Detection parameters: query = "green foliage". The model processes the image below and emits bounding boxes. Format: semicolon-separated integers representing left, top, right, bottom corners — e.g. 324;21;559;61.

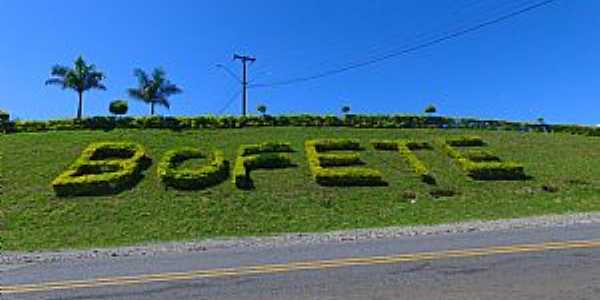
311;138;361;152
440;138;526;180
306;139;386;186
425;104;437;114
341;106;351;114
463;149;501;162
158;148;229;190
3;127;600;251
233;142;295;189
128;68;182;115
445;136;486;147
371;140;436;185
109;100;129;116
238;142;294;156
317;153;362;167
0;109;9;122
7;114;598;136
45;56;106;119
52;142;151;197
256;104;267;115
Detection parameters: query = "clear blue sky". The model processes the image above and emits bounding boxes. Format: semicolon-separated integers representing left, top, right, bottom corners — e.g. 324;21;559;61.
0;0;597;124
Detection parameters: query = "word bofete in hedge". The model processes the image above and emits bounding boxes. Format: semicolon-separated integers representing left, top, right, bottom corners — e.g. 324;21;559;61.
233;142;295;189
158;148;229;190
52;136;528;197
52;142;151;197
440;136;527;180
305;139;386;186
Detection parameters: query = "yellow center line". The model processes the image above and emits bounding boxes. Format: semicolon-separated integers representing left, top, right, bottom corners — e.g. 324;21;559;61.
3;239;600;294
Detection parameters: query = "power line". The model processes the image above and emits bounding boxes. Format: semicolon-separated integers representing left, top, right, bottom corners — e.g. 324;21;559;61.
303;0;523;75
215;64;242;83
249;0;556;89
217;89;243;115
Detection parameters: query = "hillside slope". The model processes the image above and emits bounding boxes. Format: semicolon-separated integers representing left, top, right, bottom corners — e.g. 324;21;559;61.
1;127;599;251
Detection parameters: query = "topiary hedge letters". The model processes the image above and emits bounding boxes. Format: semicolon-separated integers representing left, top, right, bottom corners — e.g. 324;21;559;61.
52;142;151;197
371;139;436;185
52;136;528;196
158;148;229;190
305;139;386;186
440;136;526;180
233;142;295;189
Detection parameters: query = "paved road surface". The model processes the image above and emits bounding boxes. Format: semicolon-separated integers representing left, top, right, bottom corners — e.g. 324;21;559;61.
3;223;600;299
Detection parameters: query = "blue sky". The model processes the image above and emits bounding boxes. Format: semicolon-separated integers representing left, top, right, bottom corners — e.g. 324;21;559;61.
0;0;597;124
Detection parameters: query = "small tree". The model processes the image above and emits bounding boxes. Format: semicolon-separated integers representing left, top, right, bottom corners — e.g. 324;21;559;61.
424;104;437;115
341;105;351;114
537;117;545;125
256;104;267;116
45;56;106;120
109;100;128;116
128;68;182;115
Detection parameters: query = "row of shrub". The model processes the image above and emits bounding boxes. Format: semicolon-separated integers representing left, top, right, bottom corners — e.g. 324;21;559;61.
157;148;229;190
3;114;597;135
439;137;526;180
371;140;436;185
305;139;386;186
445;136;486;147
233;142;295;189
52;142;152;197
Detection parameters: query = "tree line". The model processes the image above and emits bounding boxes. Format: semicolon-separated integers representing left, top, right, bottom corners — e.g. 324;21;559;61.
43;56;441;121
45;56;182;119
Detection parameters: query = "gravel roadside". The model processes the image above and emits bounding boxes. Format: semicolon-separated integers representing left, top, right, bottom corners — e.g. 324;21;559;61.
3;212;600;265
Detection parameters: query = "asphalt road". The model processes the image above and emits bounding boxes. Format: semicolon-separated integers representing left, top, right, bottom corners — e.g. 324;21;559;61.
3;223;600;299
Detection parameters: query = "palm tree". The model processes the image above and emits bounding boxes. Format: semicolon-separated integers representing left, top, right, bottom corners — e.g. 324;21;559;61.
45;56;106;120
128;68;182;115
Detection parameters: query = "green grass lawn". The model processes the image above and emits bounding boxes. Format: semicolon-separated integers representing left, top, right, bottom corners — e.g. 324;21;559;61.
1;127;600;251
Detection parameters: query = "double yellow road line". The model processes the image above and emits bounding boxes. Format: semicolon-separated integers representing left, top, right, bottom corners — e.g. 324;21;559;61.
3;239;600;295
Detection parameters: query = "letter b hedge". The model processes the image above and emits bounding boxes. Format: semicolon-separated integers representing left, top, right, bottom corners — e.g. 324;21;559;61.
52;142;151;197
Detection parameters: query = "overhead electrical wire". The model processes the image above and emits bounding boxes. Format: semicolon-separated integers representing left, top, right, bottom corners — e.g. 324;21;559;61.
248;0;556;89
243;0;519;88
217;89;243;115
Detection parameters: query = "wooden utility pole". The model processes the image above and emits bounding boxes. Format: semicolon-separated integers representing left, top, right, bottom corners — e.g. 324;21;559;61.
233;54;256;117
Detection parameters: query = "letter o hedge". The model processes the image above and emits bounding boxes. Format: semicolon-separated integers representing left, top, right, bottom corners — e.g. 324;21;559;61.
158;148;229;190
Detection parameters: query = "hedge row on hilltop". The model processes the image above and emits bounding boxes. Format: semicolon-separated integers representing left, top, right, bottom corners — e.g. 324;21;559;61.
3;114;597;135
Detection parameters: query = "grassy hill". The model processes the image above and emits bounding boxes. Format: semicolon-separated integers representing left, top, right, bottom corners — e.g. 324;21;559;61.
1;127;600;251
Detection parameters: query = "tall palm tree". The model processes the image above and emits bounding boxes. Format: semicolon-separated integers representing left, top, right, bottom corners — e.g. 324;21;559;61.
45;56;106;120
128;68;182;115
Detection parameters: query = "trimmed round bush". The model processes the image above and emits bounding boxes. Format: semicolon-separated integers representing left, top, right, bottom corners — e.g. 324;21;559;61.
109;100;128;116
256;104;267;115
425;104;437;114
